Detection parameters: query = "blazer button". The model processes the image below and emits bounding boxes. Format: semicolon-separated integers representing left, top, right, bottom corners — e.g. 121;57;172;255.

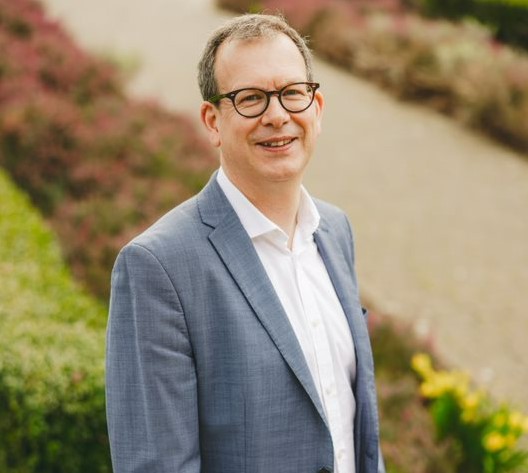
318;468;332;473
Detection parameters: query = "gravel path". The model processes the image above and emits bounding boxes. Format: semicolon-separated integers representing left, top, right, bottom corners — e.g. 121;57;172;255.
41;0;528;409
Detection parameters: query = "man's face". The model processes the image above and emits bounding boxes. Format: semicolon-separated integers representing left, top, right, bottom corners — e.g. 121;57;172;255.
201;33;324;193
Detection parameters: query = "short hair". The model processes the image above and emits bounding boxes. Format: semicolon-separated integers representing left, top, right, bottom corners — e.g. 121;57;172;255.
197;13;314;101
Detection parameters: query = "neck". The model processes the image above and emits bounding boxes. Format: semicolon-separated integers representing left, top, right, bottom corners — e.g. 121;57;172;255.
249;183;301;241
224;170;302;243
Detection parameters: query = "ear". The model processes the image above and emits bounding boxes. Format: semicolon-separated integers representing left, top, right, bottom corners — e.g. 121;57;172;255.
200;101;222;148
313;90;324;135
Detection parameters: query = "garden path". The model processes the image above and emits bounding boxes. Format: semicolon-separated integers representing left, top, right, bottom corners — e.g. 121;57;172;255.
41;0;528;409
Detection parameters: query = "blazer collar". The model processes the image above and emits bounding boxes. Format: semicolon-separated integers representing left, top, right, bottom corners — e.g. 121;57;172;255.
313;216;368;371
197;174;329;427
313;209;376;444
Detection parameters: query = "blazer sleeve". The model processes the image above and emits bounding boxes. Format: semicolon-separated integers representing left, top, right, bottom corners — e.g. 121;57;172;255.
106;243;200;473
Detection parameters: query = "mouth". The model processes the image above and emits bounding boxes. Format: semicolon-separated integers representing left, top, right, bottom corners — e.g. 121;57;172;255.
257;137;296;149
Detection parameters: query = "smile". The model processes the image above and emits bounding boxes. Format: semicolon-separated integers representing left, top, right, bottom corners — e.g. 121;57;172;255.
259;138;296;148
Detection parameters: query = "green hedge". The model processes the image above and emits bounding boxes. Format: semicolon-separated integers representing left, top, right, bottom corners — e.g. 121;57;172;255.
0;168;110;472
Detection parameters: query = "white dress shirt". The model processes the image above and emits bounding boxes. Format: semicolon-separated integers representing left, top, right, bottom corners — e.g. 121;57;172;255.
217;168;356;473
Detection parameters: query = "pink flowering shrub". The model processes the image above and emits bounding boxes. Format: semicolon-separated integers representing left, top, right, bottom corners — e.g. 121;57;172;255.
308;9;528;151
0;0;216;299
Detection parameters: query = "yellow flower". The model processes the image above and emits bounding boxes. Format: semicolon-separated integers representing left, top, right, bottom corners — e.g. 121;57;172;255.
411;353;433;379
523;416;528;433
420;380;439;398
461;391;483;411
484;432;507;452
434;371;459;395
452;372;470;399
459;390;486;424
508;411;524;431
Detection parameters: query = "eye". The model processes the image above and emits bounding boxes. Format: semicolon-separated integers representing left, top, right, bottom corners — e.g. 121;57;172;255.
236;90;265;106
242;94;262;102
282;85;309;99
283;89;300;97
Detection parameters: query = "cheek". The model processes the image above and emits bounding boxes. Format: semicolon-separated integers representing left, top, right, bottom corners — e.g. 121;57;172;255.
302;119;320;143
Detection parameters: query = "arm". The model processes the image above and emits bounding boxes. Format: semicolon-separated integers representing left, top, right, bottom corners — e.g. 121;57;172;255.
106;243;200;473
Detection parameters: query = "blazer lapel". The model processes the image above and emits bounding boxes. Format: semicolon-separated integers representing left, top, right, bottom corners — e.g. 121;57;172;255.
197;176;328;428
314;217;380;471
313;215;371;380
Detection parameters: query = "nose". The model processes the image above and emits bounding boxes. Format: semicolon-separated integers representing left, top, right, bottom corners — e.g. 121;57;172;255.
260;93;290;127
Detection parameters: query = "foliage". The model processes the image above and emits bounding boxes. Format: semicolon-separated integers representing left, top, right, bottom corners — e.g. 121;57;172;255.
368;311;458;473
413;0;528;49
412;353;528;473
218;0;409;30
310;10;528;150
0;168;110;472
0;0;217;300
218;0;528;155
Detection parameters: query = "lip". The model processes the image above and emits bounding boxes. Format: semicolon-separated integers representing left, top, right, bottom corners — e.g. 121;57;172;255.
255;136;297;150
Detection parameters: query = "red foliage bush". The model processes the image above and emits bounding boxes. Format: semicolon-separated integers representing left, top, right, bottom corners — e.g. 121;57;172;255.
0;0;216;299
219;0;408;23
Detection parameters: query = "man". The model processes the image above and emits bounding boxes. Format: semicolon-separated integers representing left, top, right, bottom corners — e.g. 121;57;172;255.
106;13;384;473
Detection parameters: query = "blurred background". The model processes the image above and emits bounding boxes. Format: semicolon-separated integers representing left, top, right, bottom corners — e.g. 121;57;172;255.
1;0;527;471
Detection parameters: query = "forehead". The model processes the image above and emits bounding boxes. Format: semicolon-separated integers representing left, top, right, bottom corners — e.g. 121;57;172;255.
215;33;307;90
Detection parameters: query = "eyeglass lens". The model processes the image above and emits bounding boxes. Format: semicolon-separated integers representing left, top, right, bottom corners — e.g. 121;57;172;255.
234;83;315;117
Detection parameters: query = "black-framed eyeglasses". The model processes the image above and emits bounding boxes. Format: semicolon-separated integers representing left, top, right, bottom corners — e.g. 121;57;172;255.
208;82;320;118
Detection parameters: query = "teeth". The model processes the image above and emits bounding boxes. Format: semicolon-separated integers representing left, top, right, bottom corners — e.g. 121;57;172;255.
262;139;293;147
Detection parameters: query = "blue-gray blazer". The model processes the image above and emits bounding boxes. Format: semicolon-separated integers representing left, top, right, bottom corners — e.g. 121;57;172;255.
106;174;384;473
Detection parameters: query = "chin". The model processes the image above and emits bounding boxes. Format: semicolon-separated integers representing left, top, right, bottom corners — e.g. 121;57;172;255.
259;161;307;184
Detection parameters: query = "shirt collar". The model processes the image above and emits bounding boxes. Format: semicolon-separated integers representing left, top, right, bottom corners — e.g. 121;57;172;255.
216;167;320;244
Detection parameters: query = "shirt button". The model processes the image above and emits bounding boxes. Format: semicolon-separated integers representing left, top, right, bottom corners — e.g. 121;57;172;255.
311;319;320;328
337;449;345;460
325;385;334;396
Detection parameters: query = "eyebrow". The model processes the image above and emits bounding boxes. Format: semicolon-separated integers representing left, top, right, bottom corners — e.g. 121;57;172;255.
229;79;307;90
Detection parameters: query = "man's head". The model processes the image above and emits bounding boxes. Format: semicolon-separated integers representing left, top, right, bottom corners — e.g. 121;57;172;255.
199;14;324;193
198;14;314;102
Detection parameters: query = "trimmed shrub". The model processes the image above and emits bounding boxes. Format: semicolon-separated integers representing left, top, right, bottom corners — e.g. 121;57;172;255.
0;0;217;300
0;168;110;472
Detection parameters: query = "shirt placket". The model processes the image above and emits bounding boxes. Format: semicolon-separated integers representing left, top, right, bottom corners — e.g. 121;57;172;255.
291;246;344;473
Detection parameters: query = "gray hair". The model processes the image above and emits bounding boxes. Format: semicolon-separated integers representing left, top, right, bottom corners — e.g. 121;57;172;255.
197;14;314;101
